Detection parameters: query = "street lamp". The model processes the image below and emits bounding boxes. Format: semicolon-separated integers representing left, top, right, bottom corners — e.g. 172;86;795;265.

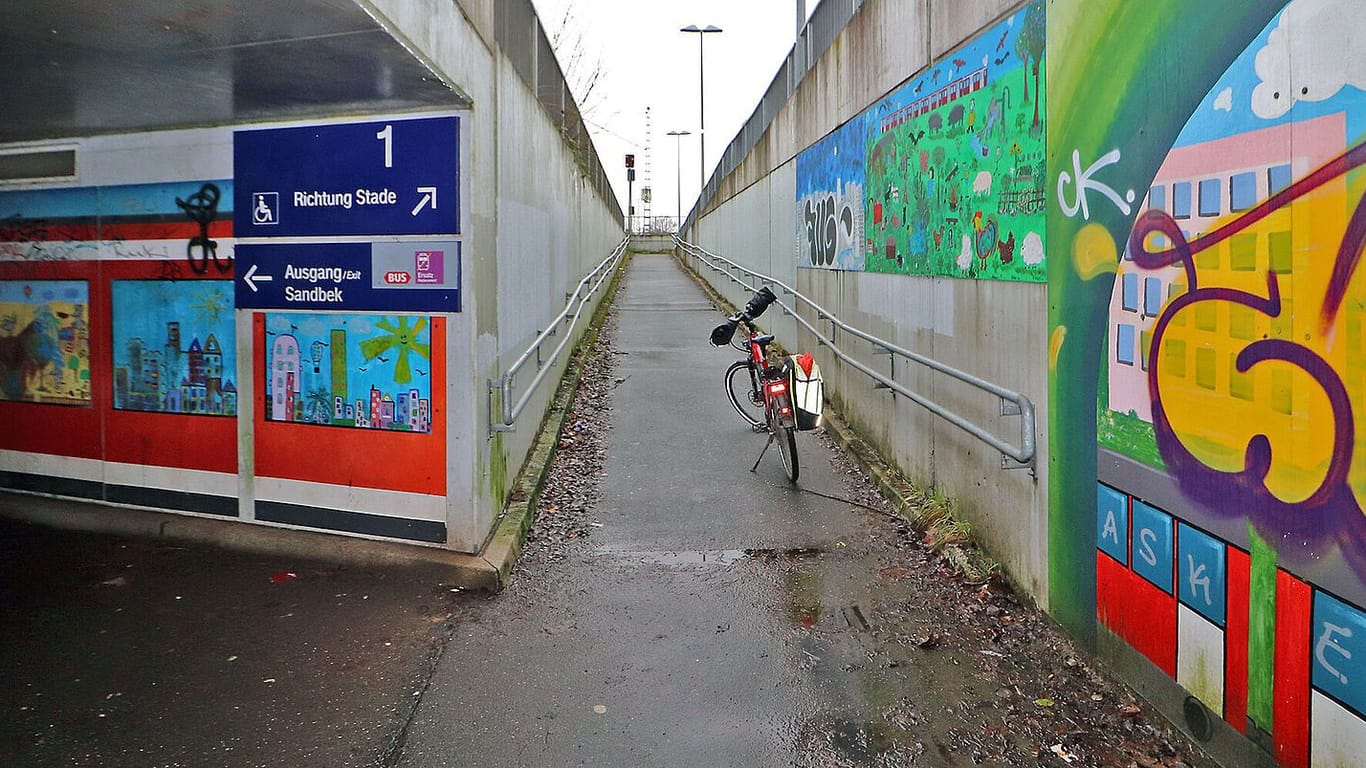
666;130;691;232
680;24;722;197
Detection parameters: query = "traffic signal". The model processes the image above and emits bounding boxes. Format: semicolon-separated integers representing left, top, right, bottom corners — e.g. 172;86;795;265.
625;154;635;169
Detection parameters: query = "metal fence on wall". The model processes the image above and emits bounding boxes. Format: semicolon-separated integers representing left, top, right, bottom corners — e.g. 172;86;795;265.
683;0;866;234
494;0;622;222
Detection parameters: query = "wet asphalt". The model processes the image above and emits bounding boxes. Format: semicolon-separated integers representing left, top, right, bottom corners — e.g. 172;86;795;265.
397;254;933;766
0;510;461;768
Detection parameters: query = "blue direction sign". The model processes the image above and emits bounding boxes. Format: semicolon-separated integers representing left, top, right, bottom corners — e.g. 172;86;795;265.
235;242;461;312
233;116;460;237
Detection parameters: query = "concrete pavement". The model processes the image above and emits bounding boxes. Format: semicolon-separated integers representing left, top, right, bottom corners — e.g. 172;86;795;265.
397;252;872;766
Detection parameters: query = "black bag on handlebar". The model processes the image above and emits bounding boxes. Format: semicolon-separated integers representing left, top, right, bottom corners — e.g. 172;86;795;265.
743;287;777;320
709;321;737;347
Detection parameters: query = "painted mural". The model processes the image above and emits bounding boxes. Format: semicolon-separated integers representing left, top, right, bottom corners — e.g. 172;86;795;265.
0;280;90;405
1049;1;1366;766
796;121;865;270
863;0;1045;281
112;280;236;416
264;312;432;433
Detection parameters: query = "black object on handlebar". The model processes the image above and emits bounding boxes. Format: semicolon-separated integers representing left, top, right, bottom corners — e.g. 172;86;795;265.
743;287;777;320
707;287;776;347
709;322;737;347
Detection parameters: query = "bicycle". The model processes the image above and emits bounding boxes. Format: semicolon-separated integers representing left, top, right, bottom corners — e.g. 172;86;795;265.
709;287;817;484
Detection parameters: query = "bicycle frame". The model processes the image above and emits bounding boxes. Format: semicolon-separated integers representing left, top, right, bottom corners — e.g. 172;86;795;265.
741;322;795;431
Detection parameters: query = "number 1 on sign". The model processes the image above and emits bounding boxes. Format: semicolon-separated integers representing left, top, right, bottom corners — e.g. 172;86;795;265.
376;124;393;168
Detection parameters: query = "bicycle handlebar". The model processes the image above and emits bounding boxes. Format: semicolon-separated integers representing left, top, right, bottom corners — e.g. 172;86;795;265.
708;287;776;347
741;286;776;322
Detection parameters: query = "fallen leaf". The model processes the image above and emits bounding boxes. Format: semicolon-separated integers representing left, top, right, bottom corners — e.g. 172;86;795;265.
1049;743;1078;764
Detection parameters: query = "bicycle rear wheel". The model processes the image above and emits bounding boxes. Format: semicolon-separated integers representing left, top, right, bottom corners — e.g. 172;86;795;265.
774;424;799;484
724;360;765;428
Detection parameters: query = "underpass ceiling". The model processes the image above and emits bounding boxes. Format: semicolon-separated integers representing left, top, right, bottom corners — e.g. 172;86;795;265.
1;0;465;145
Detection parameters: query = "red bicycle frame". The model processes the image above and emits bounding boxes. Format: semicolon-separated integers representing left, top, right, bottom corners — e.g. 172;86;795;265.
745;328;794;429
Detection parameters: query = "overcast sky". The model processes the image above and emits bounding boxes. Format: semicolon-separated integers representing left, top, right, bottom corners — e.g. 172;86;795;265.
530;0;819;224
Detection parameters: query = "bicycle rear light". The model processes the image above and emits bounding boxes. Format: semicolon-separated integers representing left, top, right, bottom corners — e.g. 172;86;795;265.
766;381;787;396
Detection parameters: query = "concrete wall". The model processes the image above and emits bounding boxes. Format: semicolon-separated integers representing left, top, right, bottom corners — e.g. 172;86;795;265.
692;0;1050;603
0;0;622;555
375;0;622;549
692;0;1366;764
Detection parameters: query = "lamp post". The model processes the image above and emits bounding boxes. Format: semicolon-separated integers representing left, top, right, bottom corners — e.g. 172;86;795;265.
680;24;722;197
666;130;690;232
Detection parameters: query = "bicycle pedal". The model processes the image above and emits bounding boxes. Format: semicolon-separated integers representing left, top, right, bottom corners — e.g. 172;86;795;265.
751;424;767;433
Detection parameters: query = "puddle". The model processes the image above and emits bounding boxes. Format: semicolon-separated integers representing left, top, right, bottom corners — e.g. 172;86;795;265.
597;549;747;567
596;547;827;568
831;719;908;761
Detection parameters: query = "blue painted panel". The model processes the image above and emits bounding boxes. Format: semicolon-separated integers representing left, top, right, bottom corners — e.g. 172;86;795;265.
1177;523;1227;627
0;182;233;221
1096;484;1128;563
1313;592;1366;718
1131;500;1174;593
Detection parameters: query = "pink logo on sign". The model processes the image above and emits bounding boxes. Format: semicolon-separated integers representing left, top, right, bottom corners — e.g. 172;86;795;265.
415;250;444;284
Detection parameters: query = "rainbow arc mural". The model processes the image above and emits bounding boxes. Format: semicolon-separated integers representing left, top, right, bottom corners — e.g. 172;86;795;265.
1050;0;1366;765
798;0;1366;764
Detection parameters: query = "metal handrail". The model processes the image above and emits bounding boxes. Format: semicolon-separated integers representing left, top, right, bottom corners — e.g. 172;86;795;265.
674;237;1036;470
489;237;629;433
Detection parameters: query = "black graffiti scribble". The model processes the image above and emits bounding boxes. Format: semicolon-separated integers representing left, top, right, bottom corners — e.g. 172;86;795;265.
175;183;230;274
804;194;854;267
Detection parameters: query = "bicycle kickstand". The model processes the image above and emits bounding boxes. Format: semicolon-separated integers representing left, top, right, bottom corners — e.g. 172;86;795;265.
750;431;776;473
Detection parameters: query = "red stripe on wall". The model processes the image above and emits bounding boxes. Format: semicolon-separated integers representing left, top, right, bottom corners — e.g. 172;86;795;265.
0;220;232;243
1224;547;1250;733
1097;552;1178;677
1273;570;1312;768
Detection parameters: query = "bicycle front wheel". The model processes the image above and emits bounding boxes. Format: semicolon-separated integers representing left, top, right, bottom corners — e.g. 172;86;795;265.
725;360;765;428
774;424;799;484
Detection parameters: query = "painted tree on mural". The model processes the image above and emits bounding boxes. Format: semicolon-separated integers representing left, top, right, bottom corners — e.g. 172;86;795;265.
305;386;332;424
1015;2;1045;132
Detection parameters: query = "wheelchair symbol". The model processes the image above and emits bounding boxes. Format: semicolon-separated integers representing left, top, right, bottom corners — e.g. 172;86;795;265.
252;192;279;225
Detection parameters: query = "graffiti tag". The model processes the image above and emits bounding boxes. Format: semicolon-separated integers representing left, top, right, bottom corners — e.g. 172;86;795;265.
1057;148;1135;221
803;194;854;267
1130;140;1366;582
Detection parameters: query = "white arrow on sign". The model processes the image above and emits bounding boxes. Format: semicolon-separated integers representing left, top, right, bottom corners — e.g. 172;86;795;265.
243;263;274;293
411;186;437;216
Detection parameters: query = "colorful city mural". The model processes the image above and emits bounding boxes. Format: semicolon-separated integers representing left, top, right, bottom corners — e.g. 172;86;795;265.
112;280;236;416
1050;1;1366;765
0;280;91;405
264;312;432;433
